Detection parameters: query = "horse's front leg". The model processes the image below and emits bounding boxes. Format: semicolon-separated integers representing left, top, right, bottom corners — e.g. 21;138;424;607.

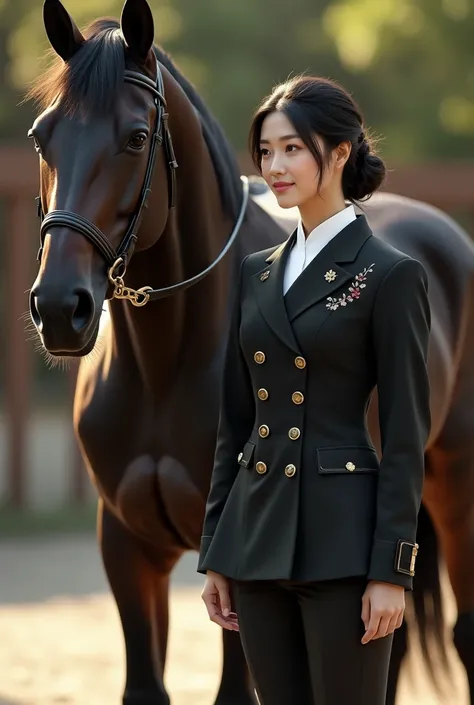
149;453;258;705
98;499;180;705
213;627;257;705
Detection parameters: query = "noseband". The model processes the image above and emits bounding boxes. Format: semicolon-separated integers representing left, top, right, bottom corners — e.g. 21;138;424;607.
34;60;249;307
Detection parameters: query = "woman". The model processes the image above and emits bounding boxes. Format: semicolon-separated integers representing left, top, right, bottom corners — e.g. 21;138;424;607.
197;75;431;704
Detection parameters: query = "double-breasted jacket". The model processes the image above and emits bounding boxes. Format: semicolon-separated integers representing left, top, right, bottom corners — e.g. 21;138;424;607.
197;214;431;589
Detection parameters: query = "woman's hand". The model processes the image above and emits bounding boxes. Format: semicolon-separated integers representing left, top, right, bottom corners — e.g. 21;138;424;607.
201;571;239;631
361;580;405;644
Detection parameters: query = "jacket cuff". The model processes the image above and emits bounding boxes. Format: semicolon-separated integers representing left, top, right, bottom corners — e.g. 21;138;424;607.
196;535;213;575
367;538;419;590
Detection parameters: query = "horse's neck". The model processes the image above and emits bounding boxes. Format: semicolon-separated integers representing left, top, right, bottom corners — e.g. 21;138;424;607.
109;100;236;398
110;246;233;401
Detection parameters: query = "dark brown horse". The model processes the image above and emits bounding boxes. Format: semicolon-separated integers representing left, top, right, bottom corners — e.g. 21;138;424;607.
26;1;474;703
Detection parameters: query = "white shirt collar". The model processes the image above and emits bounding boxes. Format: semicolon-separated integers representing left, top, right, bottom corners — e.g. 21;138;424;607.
295;205;356;261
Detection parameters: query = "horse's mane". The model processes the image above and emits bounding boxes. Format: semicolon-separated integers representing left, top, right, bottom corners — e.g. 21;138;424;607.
27;18;243;219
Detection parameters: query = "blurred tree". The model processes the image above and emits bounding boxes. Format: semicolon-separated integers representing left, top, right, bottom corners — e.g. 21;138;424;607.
1;0;473;163
323;0;474;159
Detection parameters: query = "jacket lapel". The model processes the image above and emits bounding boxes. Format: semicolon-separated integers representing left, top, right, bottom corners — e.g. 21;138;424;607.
285;215;373;322
252;231;302;354
252;215;373;353
284;248;352;322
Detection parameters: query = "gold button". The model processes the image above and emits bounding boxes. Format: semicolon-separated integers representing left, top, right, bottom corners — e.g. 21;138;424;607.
288;427;301;440
258;424;270;438
254;351;266;364
292;391;304;405
346;462;355;471
256;461;267;474
238;452;243;462
258;388;269;401
285;464;296;477
295;356;306;369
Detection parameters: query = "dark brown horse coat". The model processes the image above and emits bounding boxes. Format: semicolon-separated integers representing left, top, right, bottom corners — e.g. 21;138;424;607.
198;215;430;589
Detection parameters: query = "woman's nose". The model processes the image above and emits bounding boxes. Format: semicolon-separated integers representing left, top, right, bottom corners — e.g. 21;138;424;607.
269;157;286;175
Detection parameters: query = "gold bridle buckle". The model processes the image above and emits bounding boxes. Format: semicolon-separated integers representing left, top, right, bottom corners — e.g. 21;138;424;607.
107;257;152;307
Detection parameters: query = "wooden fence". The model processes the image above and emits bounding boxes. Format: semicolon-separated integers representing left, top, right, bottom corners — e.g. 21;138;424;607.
1;145;473;508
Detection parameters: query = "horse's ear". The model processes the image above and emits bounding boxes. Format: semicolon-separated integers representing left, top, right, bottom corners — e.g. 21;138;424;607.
43;0;85;62
120;0;155;62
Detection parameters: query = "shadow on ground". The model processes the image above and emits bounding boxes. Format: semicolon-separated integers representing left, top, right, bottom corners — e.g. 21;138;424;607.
0;695;25;705
0;533;202;604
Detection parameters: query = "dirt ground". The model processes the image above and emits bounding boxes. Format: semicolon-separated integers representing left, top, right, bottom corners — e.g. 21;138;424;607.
0;534;468;705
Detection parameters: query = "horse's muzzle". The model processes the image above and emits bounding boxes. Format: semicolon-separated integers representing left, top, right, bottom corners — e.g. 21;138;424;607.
29;284;97;354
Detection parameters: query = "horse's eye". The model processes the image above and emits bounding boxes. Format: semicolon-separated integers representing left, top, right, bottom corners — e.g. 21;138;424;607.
128;132;148;150
28;129;42;155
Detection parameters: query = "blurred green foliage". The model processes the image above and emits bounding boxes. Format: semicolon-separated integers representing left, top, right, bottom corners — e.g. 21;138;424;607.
0;0;473;162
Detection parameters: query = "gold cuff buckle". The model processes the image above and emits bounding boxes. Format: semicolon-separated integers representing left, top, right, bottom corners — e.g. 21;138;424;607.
395;540;419;576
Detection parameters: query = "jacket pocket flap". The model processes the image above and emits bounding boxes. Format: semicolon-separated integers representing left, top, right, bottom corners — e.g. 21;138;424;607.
238;441;256;469
317;446;379;474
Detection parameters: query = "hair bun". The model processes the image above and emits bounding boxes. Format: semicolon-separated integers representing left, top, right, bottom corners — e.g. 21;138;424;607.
345;140;386;201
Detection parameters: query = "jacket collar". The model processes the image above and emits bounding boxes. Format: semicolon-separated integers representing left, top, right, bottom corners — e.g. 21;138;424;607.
253;215;373;353
265;213;372;265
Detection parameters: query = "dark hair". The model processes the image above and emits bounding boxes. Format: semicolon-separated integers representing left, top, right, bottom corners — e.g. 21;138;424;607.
248;75;386;202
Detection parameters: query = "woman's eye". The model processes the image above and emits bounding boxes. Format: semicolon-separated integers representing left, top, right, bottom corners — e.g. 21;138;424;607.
286;144;299;153
260;148;270;157
128;133;148;150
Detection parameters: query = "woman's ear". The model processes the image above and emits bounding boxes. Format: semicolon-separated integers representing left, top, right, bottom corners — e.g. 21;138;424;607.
43;0;85;62
334;141;352;170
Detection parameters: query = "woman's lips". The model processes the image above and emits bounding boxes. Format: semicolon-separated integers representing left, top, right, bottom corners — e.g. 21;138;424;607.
273;182;294;193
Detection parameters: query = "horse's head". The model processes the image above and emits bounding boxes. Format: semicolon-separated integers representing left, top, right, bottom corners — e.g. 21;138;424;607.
28;0;175;356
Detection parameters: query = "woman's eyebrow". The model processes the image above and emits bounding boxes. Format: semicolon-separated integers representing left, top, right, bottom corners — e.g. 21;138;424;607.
259;134;300;144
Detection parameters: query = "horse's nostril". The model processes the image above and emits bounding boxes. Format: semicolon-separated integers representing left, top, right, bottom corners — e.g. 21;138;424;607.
30;293;42;329
71;289;95;332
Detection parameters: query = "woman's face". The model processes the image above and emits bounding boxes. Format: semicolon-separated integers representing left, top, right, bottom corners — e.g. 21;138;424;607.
259;110;334;210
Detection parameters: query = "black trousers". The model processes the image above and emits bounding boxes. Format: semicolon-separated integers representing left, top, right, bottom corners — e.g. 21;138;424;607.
232;576;393;705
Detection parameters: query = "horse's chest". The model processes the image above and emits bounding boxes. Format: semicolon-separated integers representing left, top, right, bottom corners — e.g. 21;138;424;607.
74;351;220;495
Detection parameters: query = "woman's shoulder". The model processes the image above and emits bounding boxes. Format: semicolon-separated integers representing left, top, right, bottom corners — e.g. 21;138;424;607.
239;238;289;276
364;233;428;284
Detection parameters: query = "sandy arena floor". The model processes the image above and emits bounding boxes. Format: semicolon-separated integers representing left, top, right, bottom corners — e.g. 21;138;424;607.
0;535;468;705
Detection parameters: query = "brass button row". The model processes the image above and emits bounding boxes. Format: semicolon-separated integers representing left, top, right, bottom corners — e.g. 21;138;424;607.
255;462;297;478
257;425;301;440
257;388;303;405
254;352;307;370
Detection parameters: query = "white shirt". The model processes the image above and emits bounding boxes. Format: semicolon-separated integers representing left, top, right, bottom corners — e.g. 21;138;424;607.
283;205;357;295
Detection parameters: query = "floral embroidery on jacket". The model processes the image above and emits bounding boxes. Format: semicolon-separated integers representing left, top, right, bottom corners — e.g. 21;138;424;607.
326;263;375;311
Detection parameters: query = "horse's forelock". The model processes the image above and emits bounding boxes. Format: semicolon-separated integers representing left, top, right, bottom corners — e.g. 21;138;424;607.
27;17;243;220
28;19;126;116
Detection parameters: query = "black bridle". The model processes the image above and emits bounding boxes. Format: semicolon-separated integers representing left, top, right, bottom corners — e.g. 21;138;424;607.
33;60;249;307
